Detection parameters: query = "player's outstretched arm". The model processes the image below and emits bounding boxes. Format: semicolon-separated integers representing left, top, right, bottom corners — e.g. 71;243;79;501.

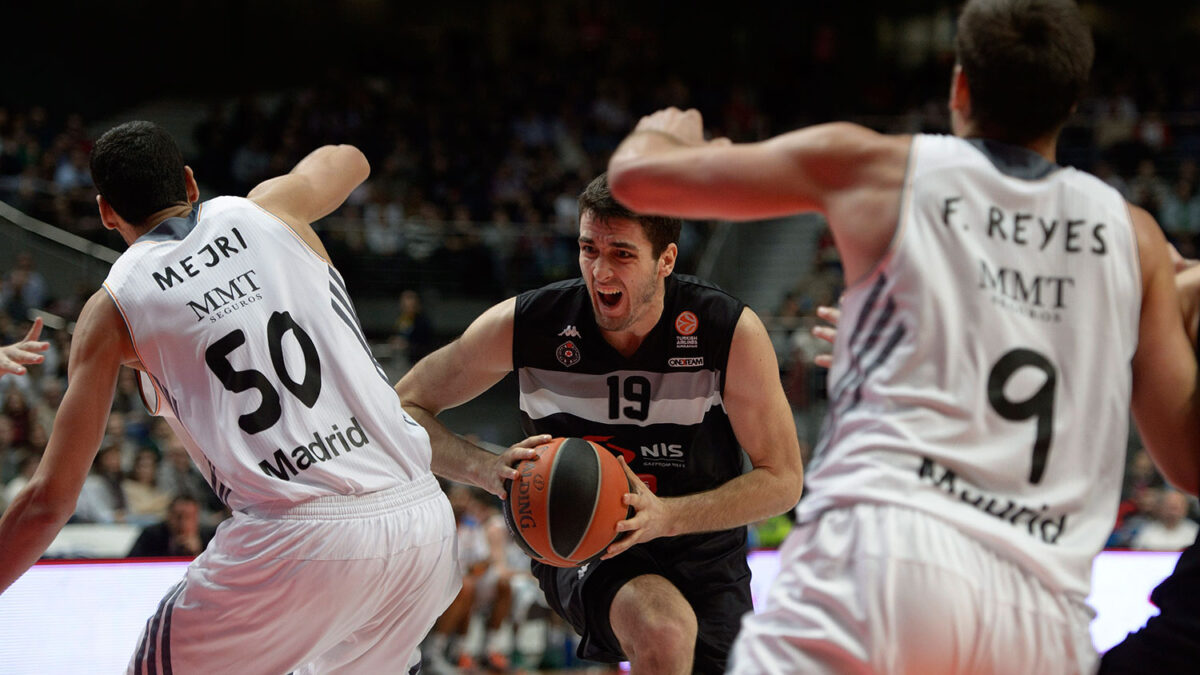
0;292;128;594
247;144;371;260
394;297;539;497
0;317;48;376
607;107;909;282
604;307;804;558
1131;206;1200;496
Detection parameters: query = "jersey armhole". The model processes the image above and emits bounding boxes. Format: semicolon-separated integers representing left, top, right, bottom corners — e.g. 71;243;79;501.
102;283;164;416
841;135;919;294
246;199;333;265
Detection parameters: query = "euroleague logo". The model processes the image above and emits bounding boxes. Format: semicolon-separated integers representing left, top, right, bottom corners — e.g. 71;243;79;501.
675;311;699;348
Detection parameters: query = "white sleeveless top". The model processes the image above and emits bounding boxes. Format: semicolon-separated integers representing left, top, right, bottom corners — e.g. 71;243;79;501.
103;196;433;511
800;134;1141;599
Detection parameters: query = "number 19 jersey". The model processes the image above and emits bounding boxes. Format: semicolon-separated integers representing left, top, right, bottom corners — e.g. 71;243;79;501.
102;196;433;511
800;135;1141;600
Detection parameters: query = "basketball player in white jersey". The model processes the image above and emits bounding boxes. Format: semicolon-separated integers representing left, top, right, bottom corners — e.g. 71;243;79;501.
607;1;1200;672
0;121;538;674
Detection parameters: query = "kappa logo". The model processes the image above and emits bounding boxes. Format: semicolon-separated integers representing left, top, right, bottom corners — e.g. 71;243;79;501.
556;341;581;367
558;324;582;338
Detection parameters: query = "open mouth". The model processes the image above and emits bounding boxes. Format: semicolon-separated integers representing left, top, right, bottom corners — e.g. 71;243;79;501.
597;289;623;309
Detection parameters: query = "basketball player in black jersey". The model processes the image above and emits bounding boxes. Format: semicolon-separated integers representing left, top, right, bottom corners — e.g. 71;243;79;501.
1097;254;1200;673
396;173;804;674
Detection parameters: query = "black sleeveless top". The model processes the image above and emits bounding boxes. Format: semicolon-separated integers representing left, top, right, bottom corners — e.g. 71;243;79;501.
514;273;746;496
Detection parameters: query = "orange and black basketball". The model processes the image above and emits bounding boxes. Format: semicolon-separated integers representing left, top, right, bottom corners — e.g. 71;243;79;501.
502;437;633;568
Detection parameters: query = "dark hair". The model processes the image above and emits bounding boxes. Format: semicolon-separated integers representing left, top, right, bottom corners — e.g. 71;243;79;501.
955;0;1094;144
90;121;187;226
578;173;681;258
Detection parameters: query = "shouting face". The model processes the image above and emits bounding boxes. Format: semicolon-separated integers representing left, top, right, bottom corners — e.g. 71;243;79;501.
578;211;676;335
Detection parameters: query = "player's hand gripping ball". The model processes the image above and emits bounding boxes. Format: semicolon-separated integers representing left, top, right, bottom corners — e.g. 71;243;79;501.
502;437;633;567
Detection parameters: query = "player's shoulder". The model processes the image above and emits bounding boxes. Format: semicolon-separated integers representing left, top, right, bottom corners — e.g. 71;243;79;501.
516;277;588;315
669;274;745;312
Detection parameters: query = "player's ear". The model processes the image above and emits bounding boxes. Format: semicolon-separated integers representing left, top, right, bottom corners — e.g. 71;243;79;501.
950;64;971;118
183;166;200;204
658;243;677;278
97;194;121;231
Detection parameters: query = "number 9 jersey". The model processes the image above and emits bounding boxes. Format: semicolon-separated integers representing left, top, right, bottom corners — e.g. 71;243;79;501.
102;196;434;510
801;135;1141;602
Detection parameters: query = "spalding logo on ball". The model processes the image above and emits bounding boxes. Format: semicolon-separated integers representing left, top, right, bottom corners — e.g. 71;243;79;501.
503;437;633;567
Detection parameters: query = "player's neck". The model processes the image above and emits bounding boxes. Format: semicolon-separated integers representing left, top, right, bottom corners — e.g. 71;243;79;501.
600;299;664;358
133;203;195;240
958;125;1059;163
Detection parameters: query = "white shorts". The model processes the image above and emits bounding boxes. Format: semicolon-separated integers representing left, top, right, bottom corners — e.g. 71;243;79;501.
127;474;459;675
729;503;1098;675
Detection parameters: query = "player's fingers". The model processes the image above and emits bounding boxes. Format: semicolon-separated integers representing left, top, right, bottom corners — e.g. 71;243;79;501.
23;317;43;342
6;347;45;364
812;325;837;343
0;357;23;375
511;434;551;451
709;137;733;146
617;456;641;490
814;354;834;369
816;305;841;325
603;531;640;559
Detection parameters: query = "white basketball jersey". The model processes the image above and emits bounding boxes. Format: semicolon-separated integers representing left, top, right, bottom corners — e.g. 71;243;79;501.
103;197;433;510
800;135;1141;599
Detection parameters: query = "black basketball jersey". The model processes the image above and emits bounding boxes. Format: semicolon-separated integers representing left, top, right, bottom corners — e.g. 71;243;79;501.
513;273;746;500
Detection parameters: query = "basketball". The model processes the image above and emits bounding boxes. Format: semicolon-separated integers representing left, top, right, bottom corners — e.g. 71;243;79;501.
503;437;633;568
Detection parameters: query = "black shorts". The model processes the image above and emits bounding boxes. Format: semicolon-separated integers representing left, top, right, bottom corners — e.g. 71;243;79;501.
532;529;752;675
1099;534;1200;674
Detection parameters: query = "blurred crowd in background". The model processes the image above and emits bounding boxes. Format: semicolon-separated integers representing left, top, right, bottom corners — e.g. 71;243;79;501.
2;2;1199;670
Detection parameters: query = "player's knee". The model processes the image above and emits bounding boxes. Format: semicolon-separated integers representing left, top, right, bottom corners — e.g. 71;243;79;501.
614;594;697;659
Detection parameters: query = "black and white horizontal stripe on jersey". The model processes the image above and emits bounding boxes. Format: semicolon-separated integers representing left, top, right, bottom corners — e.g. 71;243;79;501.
135;580;185;675
327;268;388;382
518;367;723;426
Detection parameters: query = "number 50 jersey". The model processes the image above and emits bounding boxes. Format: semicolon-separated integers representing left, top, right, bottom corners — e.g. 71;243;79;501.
802;135;1142;602
103;196;432;510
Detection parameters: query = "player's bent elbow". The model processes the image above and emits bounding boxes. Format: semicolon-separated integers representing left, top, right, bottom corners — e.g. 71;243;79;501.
1164;469;1200;498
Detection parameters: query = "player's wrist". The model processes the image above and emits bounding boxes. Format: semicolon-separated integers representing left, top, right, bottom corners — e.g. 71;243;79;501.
628;128;694;147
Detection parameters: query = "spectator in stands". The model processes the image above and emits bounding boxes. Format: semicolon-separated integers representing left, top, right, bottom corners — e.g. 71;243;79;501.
32;376;64;435
3;253;48;313
73;444;127;524
1160;176;1200;255
1133;489;1200;551
102;411;140;471
0;417;16;486
1110;485;1162;548
122;448;170;526
2;387;32;447
1130;158;1170;215
156;433;222;520
1;453;37;512
126;494;215;558
390;289;434;368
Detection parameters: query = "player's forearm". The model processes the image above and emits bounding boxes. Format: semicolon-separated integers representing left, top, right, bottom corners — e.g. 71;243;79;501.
662;465;802;537
402;402;495;488
0;486;73;594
